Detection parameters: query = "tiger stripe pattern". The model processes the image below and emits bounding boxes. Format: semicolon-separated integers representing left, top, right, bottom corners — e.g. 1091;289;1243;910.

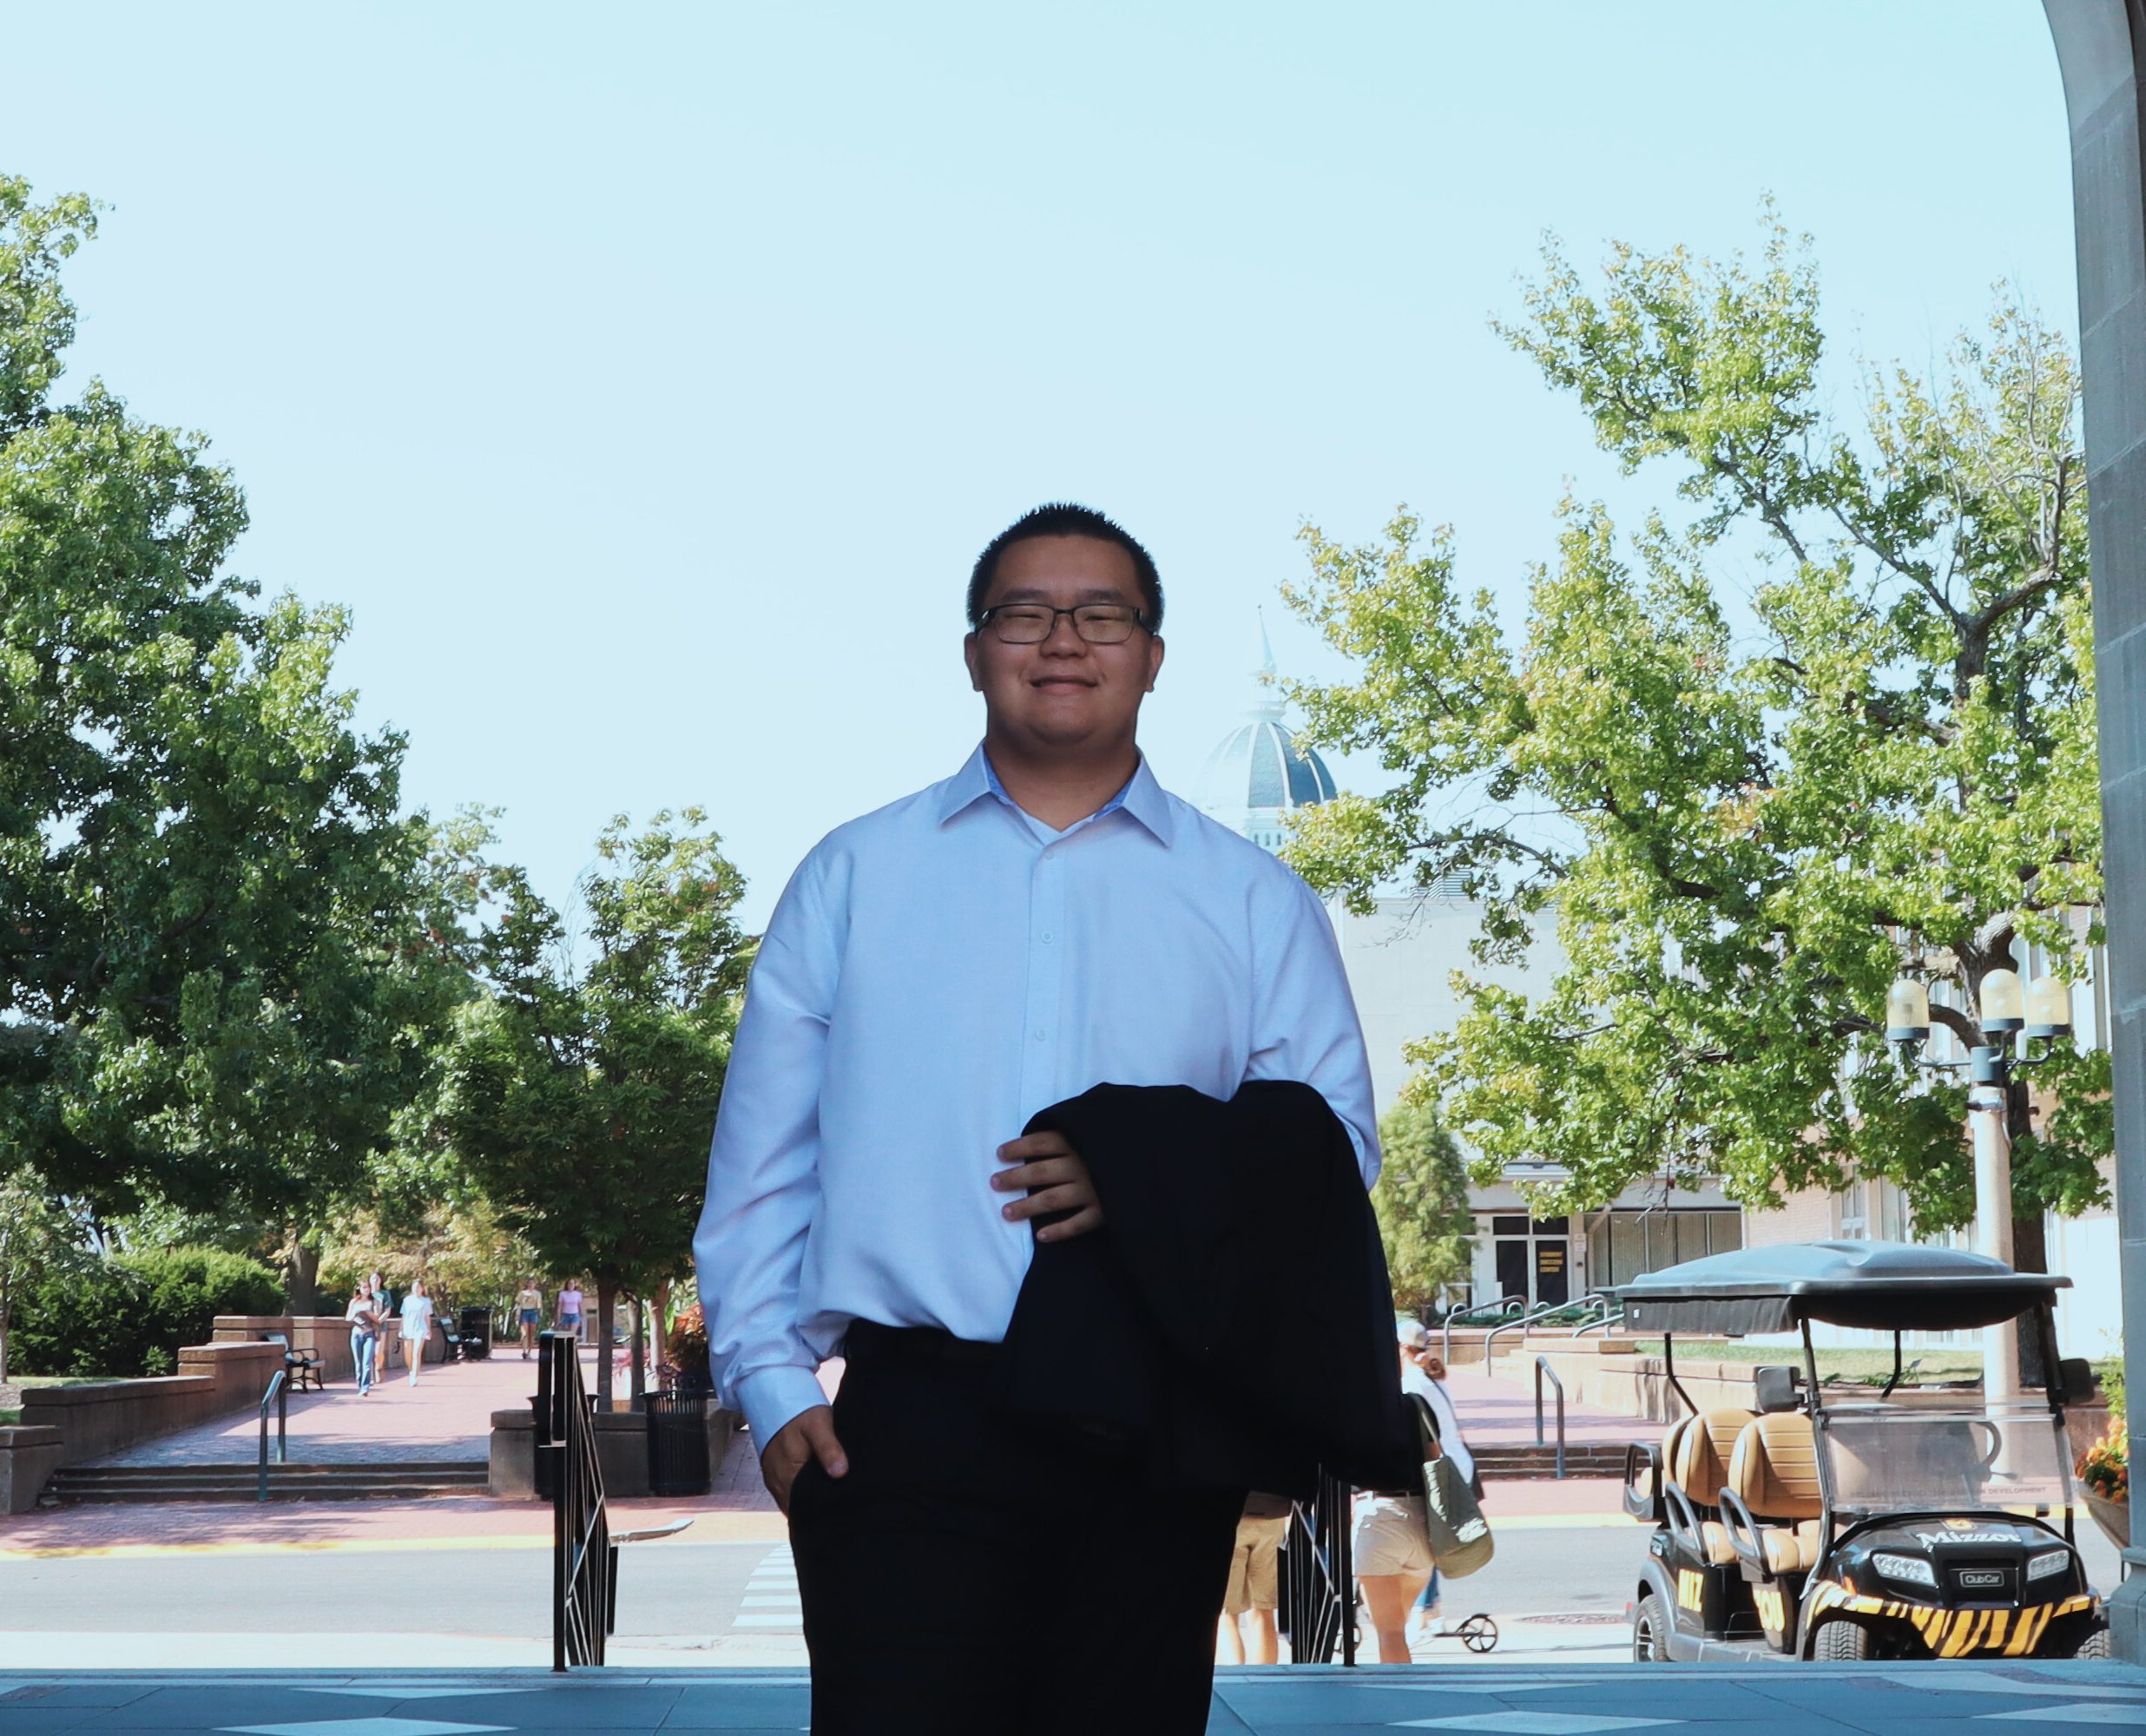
1802;1580;2097;1659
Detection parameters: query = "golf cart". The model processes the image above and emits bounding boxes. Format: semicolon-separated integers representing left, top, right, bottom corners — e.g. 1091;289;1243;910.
1617;1240;2108;1662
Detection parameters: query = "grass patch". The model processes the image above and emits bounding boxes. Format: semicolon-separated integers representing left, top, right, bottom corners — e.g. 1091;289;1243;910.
1628;1340;1984;1386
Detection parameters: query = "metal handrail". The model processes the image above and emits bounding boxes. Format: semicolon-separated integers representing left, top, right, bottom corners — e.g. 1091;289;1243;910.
1439;1293;1526;1369
1534;1356;1566;1478
1281;1468;1356;1667
1571;1305;1626;1338
1481;1292;1603;1367
256;1368;288;1502
537;1330;613;1668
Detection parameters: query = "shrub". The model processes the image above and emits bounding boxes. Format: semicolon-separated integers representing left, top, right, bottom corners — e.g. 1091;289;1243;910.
9;1246;282;1378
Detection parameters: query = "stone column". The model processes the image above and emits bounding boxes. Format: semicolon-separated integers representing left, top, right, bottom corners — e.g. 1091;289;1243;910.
2045;0;2146;1660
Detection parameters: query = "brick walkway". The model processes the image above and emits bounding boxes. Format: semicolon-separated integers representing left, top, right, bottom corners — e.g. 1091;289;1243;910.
88;1345;557;1467
0;1351;802;1554
1441;1361;1656;1449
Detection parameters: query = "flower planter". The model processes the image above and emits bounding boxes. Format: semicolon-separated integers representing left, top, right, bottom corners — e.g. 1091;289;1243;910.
2083;1489;2130;1550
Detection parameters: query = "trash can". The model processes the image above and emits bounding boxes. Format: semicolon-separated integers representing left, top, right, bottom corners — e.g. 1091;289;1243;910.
458;1305;493;1359
645;1391;712;1497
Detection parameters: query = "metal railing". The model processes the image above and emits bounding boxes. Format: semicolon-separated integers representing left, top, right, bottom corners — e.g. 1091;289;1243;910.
1533;1356;1566;1479
1570;1304;1625;1337
536;1330;613;1669
255;1367;288;1502
1481;1291;1616;1367
1281;1469;1356;1667
1438;1294;1525;1370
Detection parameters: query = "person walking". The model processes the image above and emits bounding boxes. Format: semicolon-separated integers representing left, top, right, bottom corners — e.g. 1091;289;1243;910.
517;1279;544;1358
1400;1324;1478;1647
556;1279;584;1345
695;503;1380;1735
399;1278;436;1386
1351;1317;1474;1663
367;1271;392;1387
345;1279;380;1397
1216;1496;1290;1666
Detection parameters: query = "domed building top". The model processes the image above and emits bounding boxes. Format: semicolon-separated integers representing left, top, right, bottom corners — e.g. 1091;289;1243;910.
1197;617;1338;853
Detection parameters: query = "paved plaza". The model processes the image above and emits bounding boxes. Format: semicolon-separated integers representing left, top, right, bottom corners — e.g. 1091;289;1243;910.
3;1661;2145;1734
0;1351;2133;1700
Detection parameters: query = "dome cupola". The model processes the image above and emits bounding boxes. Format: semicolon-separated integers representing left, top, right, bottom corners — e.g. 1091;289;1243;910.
1196;616;1338;852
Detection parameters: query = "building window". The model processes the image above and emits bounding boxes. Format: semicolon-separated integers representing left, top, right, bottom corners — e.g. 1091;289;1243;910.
1584;1209;1742;1289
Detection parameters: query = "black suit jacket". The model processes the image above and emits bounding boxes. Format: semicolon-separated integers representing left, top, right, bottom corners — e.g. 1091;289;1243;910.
996;1080;1419;1499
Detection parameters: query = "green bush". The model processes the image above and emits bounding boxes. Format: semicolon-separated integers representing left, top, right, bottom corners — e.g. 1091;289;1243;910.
9;1246;283;1378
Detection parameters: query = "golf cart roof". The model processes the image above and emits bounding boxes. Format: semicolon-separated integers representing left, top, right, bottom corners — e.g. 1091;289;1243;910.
1617;1240;2069;1336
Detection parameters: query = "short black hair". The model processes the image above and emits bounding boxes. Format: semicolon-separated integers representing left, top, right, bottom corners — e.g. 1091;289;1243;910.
966;502;1163;633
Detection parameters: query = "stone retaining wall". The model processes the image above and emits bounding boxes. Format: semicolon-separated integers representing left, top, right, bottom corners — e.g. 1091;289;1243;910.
0;1313;360;1510
489;1402;740;1501
210;1314;372;1383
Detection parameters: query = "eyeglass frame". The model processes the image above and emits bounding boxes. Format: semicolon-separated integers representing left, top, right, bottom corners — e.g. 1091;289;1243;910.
973;602;1155;645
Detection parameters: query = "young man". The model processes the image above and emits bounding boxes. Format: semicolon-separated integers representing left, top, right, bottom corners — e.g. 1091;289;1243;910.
695;503;1379;1732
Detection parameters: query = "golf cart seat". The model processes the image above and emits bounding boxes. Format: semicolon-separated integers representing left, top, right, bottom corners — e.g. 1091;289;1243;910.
1724;1411;1824;1575
1664;1408;1752;1567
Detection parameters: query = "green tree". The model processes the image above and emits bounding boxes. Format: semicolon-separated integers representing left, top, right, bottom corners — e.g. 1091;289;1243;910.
438;811;748;1404
1282;211;2103;1253
0;178;477;1297
0;1163;93;1384
1371;1101;1475;1315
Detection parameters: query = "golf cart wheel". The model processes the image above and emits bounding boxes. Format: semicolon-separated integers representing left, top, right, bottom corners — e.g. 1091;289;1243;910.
1633;1591;1669;1662
1816;1618;1874;1661
2043;1622;2112;1660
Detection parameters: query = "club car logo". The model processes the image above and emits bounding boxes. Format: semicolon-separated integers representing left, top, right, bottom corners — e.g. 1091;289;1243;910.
1958;1569;2004;1588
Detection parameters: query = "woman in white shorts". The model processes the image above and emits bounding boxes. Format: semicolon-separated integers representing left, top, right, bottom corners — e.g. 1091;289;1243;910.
1354;1316;1476;1661
1352;1483;1435;1662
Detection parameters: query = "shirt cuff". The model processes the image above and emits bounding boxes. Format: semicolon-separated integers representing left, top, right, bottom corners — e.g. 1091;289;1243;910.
735;1364;830;1450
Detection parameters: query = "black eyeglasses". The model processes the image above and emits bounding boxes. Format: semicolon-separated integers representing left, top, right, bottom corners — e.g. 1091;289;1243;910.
976;602;1151;645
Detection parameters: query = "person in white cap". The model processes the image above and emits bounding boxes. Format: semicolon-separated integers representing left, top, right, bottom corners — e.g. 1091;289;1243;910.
1399;1317;1477;1641
1353;1317;1477;1660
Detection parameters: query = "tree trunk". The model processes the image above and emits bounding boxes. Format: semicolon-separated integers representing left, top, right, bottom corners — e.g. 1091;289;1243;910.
629;1296;648;1410
0;1318;10;1387
595;1279;616;1407
651;1278;671;1381
283;1230;321;1317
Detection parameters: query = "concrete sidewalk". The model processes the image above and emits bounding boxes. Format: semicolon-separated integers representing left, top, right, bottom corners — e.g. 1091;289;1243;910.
1;1661;2140;1733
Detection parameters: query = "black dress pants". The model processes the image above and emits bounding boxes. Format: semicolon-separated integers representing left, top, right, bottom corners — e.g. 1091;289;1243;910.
786;1325;1244;1735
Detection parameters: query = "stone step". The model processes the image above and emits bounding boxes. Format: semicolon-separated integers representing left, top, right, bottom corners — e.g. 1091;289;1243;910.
51;1481;487;1503
49;1463;489;1503
65;1460;485;1478
1470;1443;1632;1478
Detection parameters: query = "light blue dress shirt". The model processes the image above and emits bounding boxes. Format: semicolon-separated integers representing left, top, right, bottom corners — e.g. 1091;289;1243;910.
693;746;1381;1449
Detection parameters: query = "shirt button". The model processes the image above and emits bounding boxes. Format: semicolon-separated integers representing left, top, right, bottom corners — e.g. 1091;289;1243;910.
1033;1028;1048;1042
1040;932;1054;944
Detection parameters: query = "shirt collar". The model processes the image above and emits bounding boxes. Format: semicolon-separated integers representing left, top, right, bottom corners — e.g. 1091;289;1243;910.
935;745;1175;845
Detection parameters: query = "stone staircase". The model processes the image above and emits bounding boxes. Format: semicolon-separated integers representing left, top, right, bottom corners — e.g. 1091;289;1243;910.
1468;1440;1633;1479
46;1459;489;1503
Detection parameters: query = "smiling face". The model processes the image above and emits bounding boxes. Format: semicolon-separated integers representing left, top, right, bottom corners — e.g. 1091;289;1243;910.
962;535;1163;755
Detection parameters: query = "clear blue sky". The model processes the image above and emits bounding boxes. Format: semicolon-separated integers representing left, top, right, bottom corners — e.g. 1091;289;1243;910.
2;3;2078;927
